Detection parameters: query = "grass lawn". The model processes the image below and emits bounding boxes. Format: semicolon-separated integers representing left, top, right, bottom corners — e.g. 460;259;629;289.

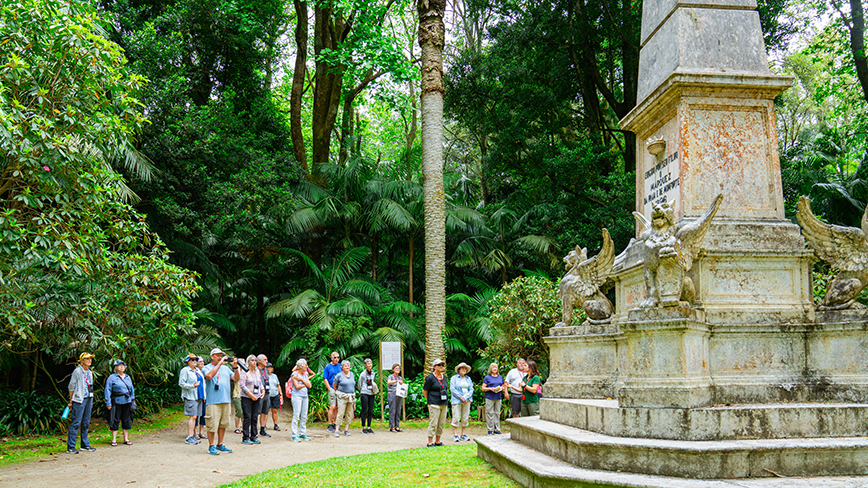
0;405;187;467
220;443;520;488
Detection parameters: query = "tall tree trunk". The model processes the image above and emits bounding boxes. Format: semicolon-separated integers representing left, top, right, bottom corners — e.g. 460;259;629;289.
291;0;309;173
408;235;415;309
846;0;868;103
418;0;447;370
312;6;346;166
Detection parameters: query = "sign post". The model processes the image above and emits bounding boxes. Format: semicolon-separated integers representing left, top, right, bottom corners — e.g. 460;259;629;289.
379;341;402;423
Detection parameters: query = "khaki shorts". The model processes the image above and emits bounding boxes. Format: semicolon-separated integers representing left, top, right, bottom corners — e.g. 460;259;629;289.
328;388;337;406
205;403;232;432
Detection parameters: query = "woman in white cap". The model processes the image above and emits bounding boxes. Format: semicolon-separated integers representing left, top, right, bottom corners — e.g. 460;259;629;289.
105;359;136;446
179;354;203;444
422;358;448;447
450;362;474;442
66;352;96;454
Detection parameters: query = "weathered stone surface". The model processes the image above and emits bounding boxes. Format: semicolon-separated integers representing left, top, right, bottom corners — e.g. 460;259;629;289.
618;317;712;408
640;0;758;45
504;417;868;479
477;433;868;487
540;398;868;440
544;331;625;399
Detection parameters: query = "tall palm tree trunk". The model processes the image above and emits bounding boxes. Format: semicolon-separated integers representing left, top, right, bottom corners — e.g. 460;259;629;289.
418;0;446;370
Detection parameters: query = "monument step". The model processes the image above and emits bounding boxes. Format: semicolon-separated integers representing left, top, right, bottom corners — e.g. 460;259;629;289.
541;398;868;440
507;416;868;479
476;433;868;487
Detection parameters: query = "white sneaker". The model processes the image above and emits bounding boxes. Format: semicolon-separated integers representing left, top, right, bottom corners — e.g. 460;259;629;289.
334;431;341;437
344;430;351;436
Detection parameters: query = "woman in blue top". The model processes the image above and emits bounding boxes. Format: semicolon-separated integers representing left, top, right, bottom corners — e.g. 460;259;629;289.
481;363;507;435
450;363;474;442
105;359;136;446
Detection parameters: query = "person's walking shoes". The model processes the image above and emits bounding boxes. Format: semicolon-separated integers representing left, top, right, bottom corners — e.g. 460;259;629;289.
300;435;312;441
453;435;460;442
273;425;281;431
260;427;271;437
208;445;220;455
292;436;301;442
460;435;471;441
81;446;96;452
242;439;255;445
327;424;336;432
66;448;79;454
217;444;233;452
334;430;341;437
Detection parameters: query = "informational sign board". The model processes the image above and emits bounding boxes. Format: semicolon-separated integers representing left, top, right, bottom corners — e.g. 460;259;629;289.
379;341;404;422
380;342;402;370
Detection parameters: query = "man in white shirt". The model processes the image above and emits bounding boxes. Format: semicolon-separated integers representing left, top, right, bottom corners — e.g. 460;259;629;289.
505;358;527;418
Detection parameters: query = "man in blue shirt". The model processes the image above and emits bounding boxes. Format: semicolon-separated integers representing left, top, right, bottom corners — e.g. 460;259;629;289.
202;348;240;455
322;351;342;432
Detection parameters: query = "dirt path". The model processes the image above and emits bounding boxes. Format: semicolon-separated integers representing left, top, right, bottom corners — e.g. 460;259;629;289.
0;410;493;487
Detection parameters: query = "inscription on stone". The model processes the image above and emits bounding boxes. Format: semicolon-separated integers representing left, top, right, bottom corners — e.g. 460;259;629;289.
642;151;680;215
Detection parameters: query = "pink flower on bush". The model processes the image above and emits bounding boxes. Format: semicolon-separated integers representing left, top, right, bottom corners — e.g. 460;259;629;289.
43;166;50;171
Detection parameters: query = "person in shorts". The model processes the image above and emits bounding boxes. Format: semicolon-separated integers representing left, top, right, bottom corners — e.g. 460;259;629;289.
232;376;243;434
202;348;240;455
322;351;342;432
266;363;283;431
179;354;203;444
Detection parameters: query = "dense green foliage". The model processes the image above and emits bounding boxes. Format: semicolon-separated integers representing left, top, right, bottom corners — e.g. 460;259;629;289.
3;0;866;403
482;276;562;377
0;0;201;389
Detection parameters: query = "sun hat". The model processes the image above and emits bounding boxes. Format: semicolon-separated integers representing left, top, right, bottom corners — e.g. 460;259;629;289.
266;362;274;368
78;352;95;362
184;354;198;364
432;358;445;367
454;362;471;373
113;359;126;368
209;348;225;356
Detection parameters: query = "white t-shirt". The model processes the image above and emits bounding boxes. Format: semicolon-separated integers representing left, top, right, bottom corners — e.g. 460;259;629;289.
505;368;525;395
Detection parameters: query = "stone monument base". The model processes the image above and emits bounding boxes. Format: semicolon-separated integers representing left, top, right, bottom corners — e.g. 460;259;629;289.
477;430;868;487
477;415;868;484
541;398;868;441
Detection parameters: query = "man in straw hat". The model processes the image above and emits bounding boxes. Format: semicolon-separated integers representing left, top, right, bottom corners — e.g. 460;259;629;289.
66;352;97;454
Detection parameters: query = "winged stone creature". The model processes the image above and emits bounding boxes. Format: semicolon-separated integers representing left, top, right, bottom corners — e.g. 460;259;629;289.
797;196;868;310
556;228;615;326
633;194;723;307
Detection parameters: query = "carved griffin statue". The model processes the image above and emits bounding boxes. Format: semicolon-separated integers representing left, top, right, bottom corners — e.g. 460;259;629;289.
797;196;868;310
633;194;723;308
556;228;615;326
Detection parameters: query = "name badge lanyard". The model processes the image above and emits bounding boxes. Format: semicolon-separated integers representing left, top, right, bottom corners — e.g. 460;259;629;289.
85;370;93;397
438;375;447;400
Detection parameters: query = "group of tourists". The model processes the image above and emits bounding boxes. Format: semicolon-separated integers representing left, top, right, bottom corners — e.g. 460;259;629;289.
66;352;137;454
63;348;542;455
421;357;541;447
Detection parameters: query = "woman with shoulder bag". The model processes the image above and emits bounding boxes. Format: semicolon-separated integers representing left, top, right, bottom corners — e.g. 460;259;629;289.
519;360;542;417
357;358;377;434
105;359;136;446
386;363;405;432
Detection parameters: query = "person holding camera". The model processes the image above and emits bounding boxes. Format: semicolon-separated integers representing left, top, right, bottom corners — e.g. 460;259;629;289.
105;359;136;446
66;352;97;454
202;348;240;455
386;363;404;432
290;358;313;442
357;358;376;434
239;355;265;445
179;354;203;444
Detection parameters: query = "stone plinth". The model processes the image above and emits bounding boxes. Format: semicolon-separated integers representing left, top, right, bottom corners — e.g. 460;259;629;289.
505;417;868;479
545;325;625;399
540;398;868;441
618;309;712;408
